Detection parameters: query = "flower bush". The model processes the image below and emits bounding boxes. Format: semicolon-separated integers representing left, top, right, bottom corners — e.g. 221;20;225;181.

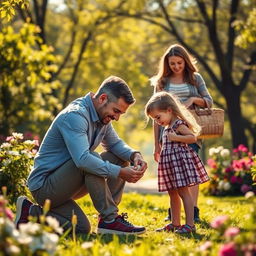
0;187;63;256
198;192;256;256
0;133;38;204
203;145;256;196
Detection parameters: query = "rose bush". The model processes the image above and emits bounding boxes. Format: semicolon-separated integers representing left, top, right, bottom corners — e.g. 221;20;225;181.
203;145;256;196
0;133;38;204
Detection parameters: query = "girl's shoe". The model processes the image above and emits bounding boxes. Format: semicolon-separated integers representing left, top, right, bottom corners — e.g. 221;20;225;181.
175;224;196;234
156;223;180;232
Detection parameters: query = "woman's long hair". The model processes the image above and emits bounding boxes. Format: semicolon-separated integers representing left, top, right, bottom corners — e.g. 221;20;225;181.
145;91;201;136
151;44;198;91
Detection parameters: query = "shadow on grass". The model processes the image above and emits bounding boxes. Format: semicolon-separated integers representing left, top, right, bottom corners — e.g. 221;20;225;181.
76;232;142;244
197;219;211;229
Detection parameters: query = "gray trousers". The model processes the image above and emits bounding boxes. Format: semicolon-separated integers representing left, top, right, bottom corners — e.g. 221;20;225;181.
30;151;128;234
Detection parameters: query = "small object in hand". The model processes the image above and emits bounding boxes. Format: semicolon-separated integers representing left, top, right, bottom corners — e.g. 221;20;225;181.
131;165;141;171
135;165;142;171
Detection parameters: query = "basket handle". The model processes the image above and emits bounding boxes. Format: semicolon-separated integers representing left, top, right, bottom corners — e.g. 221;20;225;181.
194;100;212;116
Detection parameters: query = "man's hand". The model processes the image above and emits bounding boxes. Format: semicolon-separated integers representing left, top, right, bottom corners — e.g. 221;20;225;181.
118;166;145;183
131;152;148;173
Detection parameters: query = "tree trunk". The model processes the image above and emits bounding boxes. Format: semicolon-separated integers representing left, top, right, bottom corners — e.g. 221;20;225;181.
224;85;248;148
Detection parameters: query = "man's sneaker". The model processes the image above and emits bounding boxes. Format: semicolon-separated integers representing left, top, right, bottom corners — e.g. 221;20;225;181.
194;206;201;223
14;196;33;228
97;213;146;235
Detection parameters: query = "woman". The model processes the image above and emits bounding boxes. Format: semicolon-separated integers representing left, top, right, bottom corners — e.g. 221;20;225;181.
150;44;213;222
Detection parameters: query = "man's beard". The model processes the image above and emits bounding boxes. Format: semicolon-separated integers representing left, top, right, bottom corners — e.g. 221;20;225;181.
98;103;114;124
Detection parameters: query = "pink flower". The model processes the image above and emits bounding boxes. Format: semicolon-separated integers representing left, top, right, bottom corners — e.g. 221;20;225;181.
224;227;240;239
211;215;229;229
0;196;14;221
225;167;232;173
6;136;13;142
199;241;212;251
219;242;237;256
232;160;243;171
207;158;217;168
241;184;251;194
237;144;248;152
230;176;242;184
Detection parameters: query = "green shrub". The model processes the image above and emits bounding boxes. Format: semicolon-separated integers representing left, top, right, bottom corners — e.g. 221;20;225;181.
0;132;38;204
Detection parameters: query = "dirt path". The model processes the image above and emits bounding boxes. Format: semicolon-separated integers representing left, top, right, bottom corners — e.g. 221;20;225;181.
124;178;159;194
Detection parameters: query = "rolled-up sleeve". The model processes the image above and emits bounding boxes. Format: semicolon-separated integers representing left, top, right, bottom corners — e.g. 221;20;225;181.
58;112;121;178
196;73;213;107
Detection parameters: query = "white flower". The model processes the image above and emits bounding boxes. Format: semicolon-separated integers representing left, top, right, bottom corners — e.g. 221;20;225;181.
245;191;255;199
81;242;94;249
17;234;33;245
223;182;231;191
24;140;36;146
7;151;20;156
217;180;225;190
19;222;41;235
29;236;45;253
220;149;230;157
1;218;16;235
209;148;216;156
0;142;11;149
216;146;224;153
12;133;24;140
42;232;59;255
6;245;21;255
46;216;63;234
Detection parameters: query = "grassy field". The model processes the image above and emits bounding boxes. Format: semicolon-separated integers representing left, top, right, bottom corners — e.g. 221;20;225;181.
56;192;253;256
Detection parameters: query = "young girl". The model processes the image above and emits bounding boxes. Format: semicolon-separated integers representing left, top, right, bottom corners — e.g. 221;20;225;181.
145;91;209;234
150;44;213;222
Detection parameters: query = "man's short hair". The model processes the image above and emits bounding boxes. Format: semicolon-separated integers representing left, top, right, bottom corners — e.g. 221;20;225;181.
95;76;135;105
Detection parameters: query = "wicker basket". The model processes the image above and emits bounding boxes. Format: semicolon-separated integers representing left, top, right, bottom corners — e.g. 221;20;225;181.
190;107;225;139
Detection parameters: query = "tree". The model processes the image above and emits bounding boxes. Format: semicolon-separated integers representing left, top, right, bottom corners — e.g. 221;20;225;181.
0;0;29;22
0;23;60;136
113;0;256;150
16;0;128;108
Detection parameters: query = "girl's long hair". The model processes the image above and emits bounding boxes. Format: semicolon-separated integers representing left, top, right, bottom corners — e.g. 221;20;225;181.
145;91;201;136
150;44;198;91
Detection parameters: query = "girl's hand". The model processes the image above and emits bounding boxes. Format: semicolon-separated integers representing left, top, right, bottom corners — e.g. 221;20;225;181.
168;130;178;141
154;144;161;162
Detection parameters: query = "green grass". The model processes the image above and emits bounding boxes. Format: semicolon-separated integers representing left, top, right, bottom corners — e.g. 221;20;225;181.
55;192;253;256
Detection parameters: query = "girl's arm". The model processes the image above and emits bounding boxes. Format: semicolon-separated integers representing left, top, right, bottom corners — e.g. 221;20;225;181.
168;124;197;144
153;121;161;162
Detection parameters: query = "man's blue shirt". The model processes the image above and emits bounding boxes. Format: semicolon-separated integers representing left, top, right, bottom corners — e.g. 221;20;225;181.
27;93;136;191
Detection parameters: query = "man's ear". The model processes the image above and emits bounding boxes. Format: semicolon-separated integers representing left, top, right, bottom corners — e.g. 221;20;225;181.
167;107;172;113
98;93;108;104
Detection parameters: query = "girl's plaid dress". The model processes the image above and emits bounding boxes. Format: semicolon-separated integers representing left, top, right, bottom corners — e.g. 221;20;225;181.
158;119;209;192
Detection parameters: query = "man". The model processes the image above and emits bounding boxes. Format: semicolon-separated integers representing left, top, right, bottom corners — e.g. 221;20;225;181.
14;76;147;235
